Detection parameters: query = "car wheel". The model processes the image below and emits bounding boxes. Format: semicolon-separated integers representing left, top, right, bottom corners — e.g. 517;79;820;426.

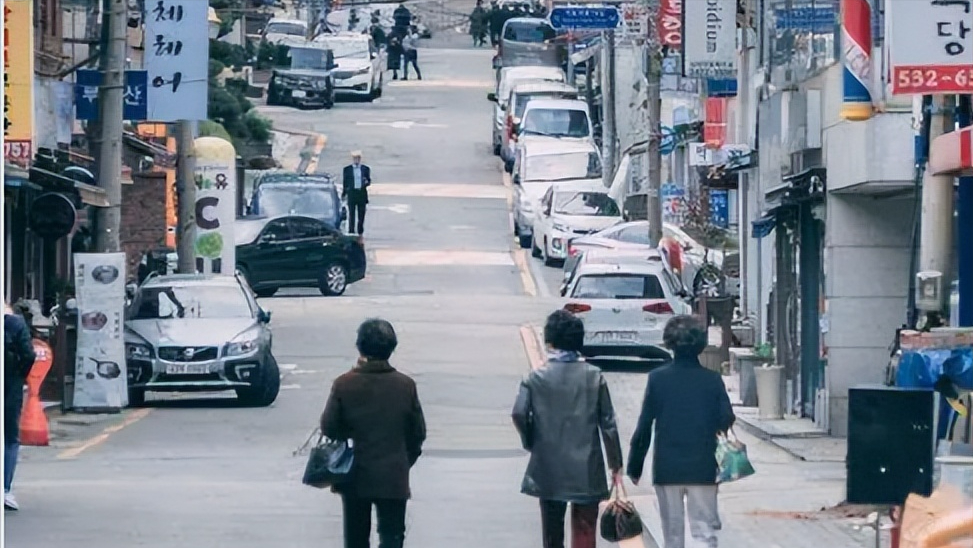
542;238;557;267
376;77;384;97
519;234;532;249
128;388;146;407
320;262;348;296
255;287;278;298
367;84;377;102
237;353;280;407
324;88;335;109
493;143;502;156
531;235;542;258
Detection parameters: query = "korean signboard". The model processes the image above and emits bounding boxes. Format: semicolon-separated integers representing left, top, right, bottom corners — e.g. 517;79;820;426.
658;0;682;47
889;0;973;94
145;0;209;121
192;137;237;275
682;0;737;78
73;253;128;410
75;70;149;121
4;0;34;167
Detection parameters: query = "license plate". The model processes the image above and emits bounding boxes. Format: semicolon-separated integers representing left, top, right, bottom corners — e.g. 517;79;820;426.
589;331;637;343
291;90;306;98
165;363;210;375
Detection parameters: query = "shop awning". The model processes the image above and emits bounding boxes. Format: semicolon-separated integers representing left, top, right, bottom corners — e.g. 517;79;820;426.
751;212;776;239
28;167;109;207
75;182;110;207
929;126;972;176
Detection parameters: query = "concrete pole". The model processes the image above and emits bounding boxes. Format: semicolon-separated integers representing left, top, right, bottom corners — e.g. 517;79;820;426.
736;1;752;318
601;30;616;190
917;95;954;319
175;120;197;274
93;0;128;253
645;26;662;247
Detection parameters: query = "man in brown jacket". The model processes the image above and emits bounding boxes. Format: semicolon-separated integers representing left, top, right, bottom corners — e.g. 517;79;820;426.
321;318;426;548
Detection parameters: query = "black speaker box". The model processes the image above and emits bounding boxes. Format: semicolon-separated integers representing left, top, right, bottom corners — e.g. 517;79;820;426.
846;386;936;505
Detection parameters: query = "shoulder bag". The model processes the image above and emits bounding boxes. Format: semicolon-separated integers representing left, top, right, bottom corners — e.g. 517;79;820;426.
298;428;354;489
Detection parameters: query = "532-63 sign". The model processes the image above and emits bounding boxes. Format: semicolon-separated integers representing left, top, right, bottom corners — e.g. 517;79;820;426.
893;66;973;94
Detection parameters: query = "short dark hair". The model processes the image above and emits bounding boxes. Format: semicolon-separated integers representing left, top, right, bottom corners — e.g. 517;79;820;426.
356;318;398;360
662;315;708;357
544;309;585;352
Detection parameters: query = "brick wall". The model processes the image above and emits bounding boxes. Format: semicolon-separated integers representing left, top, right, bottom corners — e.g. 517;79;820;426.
120;171;167;280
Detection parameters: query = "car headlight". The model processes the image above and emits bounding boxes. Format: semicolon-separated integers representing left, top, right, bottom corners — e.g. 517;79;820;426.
552;222;570;233
126;343;152;360
352;67;370;76
225;328;261;357
312;79;328;89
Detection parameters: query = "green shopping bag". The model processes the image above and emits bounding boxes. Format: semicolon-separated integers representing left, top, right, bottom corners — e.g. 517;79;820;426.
716;429;756;483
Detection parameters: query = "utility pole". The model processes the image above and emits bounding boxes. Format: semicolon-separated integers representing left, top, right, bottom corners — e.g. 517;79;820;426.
644;0;662;247
737;0;753;319
175;120;197;274
917;95;954;325
93;0;127;253
601;30;616;190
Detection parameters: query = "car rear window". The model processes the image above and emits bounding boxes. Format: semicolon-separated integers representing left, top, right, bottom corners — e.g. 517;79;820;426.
521;108;590;138
554;192;619;217
503;21;556;42
514;92;577;118
572;274;666;299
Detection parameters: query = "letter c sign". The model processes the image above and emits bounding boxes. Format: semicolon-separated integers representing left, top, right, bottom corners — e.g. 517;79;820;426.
195;196;220;230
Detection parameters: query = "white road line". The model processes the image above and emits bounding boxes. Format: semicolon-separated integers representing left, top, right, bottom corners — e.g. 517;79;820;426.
280;384;302;390
278;363;298;371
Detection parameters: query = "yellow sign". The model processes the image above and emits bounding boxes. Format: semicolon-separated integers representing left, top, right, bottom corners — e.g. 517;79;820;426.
4;0;35;165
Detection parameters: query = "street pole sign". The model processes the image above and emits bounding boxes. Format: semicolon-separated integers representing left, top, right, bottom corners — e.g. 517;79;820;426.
549;6;620;30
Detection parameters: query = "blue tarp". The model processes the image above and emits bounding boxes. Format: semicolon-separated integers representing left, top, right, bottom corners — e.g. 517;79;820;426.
896;347;973;439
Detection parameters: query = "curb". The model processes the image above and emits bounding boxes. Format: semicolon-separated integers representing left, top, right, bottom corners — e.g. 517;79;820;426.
732;413;821;462
300;134;328;174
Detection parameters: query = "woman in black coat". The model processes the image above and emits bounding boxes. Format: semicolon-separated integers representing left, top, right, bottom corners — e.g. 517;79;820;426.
321;319;427;548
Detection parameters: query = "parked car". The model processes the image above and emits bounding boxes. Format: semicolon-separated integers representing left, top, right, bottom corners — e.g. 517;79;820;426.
313;33;384;100
266;46;336;109
124;273;279;407
488;66;566;156
262;18;308;44
234;215;367;298
248;172;348;232
561;259;687;364
502;80;579;163
532;180;622;266
495;17;564;72
519;98;594;141
511;138;602;248
560;248;692;303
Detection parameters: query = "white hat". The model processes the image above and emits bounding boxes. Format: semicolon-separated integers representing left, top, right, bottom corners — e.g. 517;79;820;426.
351;150;363;157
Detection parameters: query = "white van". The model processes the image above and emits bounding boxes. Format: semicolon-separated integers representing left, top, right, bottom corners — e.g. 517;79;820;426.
502;81;579;164
488;66;566;156
518;98;594;145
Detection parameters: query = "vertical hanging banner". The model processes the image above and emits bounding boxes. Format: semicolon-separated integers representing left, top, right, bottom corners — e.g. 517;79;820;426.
682;0;737;78
888;0;973;94
3;0;35;167
145;0;209;121
193;137;238;275
704;97;729;148
73;253;128;410
840;0;872;121
658;0;682;47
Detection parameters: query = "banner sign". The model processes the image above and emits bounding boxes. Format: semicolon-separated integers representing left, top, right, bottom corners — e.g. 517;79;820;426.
145;0;209;121
658;0;682;47
682;0;737;78
840;0;873;121
73;253;128;410
193;137;238;275
75;70;149;121
888;0;973;94
4;0;34;166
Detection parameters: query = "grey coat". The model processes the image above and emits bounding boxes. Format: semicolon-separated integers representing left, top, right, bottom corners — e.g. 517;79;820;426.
511;359;623;502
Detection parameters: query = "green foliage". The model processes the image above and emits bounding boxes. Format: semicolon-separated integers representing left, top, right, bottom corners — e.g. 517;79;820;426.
210;40;250;69
753;342;775;361
256;42;291;70
209;59;226;79
198;120;234;143
244;111;273;143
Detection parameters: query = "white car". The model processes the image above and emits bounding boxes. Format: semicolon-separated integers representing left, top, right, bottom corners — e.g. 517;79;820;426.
488;66;566;156
562;259;690;364
512;138;602;249
519;98;595;145
313;33;384;100
502;81;578;163
262;19;308;44
560;248;692;304
532;180;622;266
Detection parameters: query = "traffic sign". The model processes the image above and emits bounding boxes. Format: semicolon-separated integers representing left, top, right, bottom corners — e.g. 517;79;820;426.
660;126;676;155
549;6;620;30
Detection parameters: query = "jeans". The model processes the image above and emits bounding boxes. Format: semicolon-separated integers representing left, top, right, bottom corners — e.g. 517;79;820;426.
4;380;24;493
348;201;367;235
654;485;721;548
341;496;407;548
539;499;598;548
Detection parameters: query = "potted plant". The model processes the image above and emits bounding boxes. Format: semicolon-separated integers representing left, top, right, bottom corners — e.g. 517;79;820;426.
734;342;773;407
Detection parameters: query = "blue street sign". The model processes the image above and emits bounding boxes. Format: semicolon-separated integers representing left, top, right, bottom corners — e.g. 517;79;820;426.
75;70;149;121
709;189;729;228
549;6;620;30
660;126;676;156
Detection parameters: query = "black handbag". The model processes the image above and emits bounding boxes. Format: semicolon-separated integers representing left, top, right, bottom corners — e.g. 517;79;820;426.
600;479;644;542
300;430;354;489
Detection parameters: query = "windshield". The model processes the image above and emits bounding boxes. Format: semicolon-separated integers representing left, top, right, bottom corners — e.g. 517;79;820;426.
525;152;600;181
554;192;619;217
522;108;589;138
290;48;332;70
235;221;266;246
572;274;665;299
255;185;336;220
318;39;369;59
266;22;305;36
132;285;253;320
515;92;576;118
604;223;651;244
503;22;556;42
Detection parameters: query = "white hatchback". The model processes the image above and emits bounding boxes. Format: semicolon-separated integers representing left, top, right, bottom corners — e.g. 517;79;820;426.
562;261;690;363
532;181;622;266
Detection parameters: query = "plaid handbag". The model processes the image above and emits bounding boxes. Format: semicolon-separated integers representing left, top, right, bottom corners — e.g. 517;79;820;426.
716;429;756;484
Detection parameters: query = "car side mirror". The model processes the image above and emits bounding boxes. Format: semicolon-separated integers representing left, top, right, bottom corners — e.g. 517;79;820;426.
559;285;568;297
259;233;278;245
257;309;272;323
125;283;138;299
487;92;497;102
512;174;521;185
683;243;692;251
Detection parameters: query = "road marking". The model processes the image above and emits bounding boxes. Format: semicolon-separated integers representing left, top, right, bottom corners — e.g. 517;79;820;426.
280;384;301;390
56;408;153;460
278;363;298;371
511;249;537;297
355;121;448;129
520;324;545;371
386;79;493;88
371;203;412;214
372;249;515;266
368;183;508;200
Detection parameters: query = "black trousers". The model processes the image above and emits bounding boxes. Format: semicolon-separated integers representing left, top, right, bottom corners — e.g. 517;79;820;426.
341;496;407;548
539;500;599;548
348;201;367;235
403;51;421;80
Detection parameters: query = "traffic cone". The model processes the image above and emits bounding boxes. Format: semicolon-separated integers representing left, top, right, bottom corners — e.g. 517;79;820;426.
19;339;53;446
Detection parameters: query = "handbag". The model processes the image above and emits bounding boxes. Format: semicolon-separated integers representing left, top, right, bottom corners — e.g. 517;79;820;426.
716;429;755;484
298;429;354;489
600;478;644;542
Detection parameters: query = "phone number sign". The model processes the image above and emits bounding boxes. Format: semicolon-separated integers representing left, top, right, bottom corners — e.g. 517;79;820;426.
888;0;973;95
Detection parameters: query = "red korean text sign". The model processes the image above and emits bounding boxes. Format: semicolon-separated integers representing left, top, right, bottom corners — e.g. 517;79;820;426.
888;0;973;94
658;0;682;47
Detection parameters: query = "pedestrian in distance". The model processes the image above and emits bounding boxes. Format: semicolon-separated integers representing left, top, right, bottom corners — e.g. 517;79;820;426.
4;302;36;511
469;0;489;47
401;26;422;80
342;151;371;236
387;29;404;80
627;315;736;548
488;0;503;46
320;318;427;548
512;309;623;548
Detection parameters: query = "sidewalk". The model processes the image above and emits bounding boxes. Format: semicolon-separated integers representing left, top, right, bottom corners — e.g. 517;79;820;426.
270;129;327;174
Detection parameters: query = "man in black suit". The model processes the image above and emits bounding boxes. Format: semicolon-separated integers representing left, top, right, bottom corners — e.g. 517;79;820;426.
342;151;371;236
